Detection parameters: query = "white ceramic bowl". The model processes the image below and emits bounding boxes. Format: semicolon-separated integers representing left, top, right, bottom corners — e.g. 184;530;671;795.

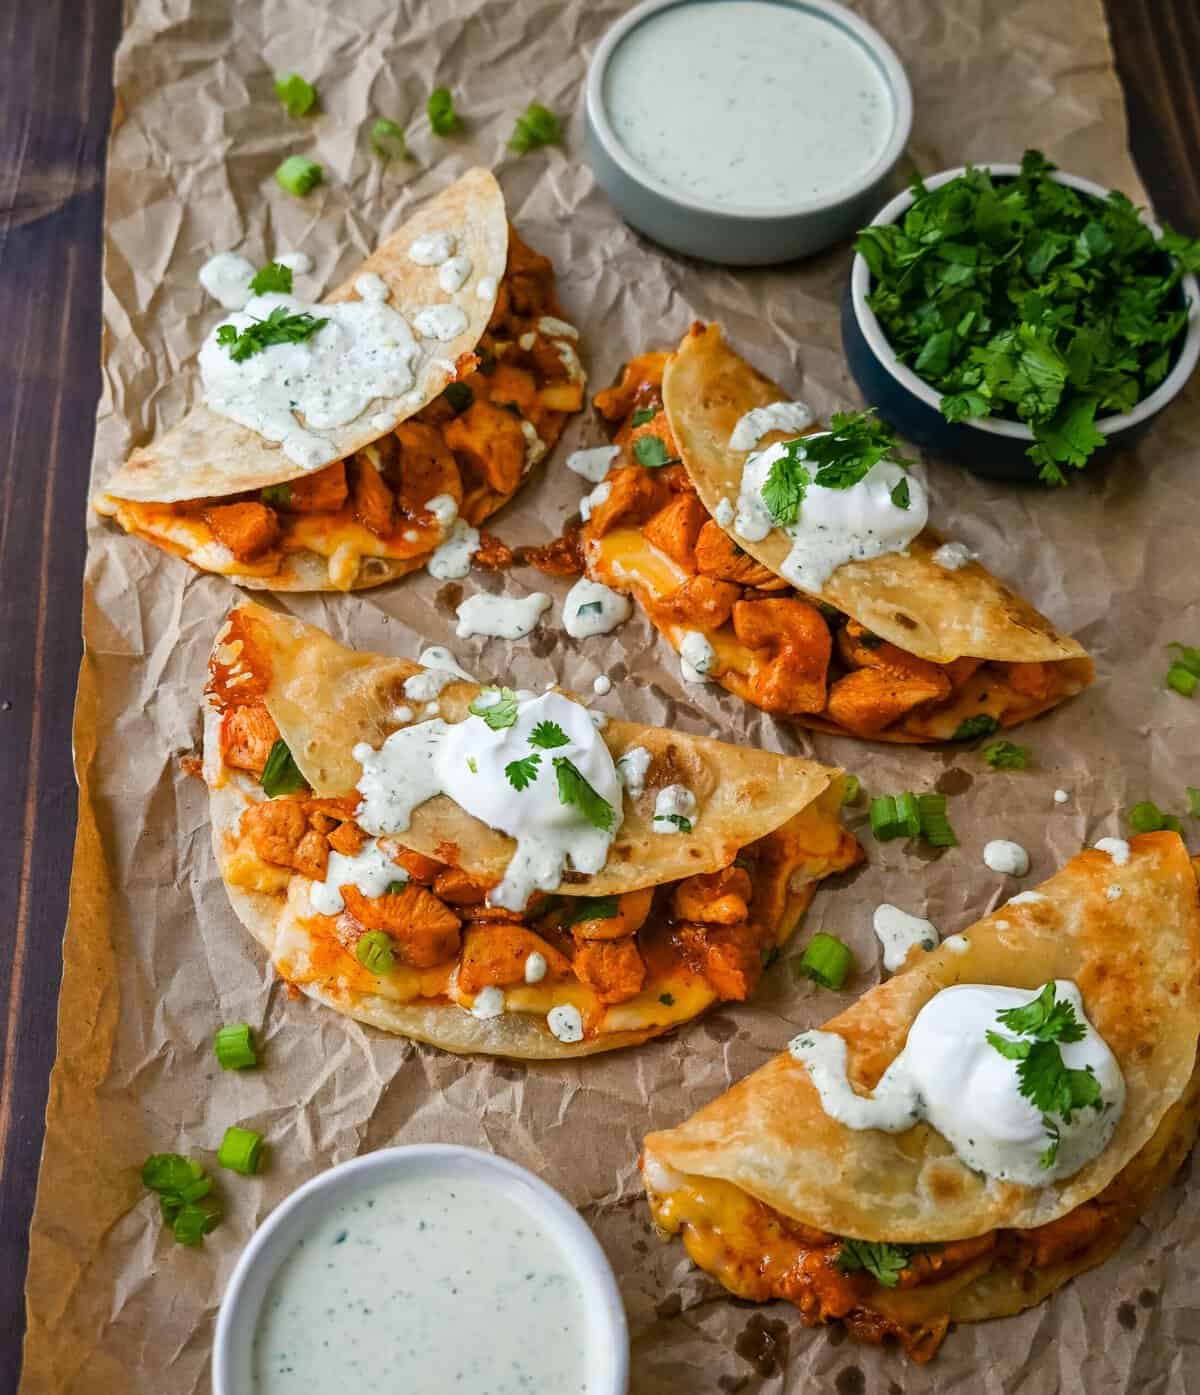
843;163;1200;479
585;0;913;265
212;1144;629;1395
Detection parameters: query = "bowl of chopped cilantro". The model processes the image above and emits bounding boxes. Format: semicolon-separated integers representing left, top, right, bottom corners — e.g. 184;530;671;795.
842;151;1200;483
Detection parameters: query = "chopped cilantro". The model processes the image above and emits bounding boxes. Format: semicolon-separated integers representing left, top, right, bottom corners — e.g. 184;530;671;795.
427;87;461;137
553;756;616;831
982;740;1032;770
890;477;911;509
509;102;562;155
631;405;659;426
469;687;519;730
761;440;810;525
633;435;679;469
249;261;293;296
802;410;909;489
260;482;292;508
559;895;619;928
952;713;999;741
274;73;318;119
993;982;1086;1042
216;305;328;362
1127;800;1183;834
655;813;693;833
658;992;675;1006
575;601;605;617
261;739;307;798
528;720;570;750
855;150;1200;483
836;1239;913;1287
505;753;541;791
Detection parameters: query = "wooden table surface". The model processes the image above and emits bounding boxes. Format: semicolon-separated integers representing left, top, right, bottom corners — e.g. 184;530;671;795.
1;1;1197;1388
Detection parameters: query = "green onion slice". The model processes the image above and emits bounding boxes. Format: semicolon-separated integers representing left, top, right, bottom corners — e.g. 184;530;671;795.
1167;664;1199;697
275;155;323;197
213;1023;257;1070
171;1202;222;1247
841;774;861;805
218;1126;264;1176
797;933;854;990
893;792;921;839
355;930;396;975
917;793;959;848
870;794;899;840
274;73;317;119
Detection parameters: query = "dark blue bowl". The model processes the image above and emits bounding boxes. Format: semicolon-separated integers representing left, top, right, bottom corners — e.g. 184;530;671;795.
841;164;1200;483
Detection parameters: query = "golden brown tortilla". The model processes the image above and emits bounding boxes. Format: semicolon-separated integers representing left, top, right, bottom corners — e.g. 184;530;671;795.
663;323;1094;670
644;833;1200;1242
99;168;508;505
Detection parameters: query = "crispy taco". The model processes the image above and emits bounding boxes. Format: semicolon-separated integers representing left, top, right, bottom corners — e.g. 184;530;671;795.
582;324;1094;742
95;168;585;591
203;603;861;1057
643;833;1200;1359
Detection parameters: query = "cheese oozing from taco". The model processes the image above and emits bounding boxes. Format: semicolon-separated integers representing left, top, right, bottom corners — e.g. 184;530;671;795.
95;169;585;592
581;325;1094;742
642;833;1200;1360
203;603;861;1058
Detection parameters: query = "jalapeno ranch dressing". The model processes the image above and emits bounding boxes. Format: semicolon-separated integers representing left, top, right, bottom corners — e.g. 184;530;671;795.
790;981;1125;1186
252;1169;591;1395
602;1;895;211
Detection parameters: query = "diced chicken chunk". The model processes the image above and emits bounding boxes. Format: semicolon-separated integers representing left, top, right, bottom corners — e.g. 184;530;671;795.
203;502;280;561
443;401;528;496
341;884;461;967
220;703;279;774
672;866;752;926
643;494;710;572
732;598;832;715
457;925;571;994
572;937;646;1004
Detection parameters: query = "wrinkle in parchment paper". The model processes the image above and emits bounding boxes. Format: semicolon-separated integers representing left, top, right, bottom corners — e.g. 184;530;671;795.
21;2;1200;1392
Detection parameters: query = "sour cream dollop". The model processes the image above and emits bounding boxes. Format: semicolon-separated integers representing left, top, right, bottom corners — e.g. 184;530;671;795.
354;691;622;911
790;980;1124;1186
733;434;927;593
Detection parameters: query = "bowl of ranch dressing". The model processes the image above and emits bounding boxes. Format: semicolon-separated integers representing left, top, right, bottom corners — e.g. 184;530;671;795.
585;0;912;264
213;1144;629;1395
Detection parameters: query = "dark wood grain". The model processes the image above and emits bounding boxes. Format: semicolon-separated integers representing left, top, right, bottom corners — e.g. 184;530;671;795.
0;2;1196;1390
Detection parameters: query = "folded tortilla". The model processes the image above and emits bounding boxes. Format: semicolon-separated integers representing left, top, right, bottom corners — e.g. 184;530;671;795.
204;603;861;1058
584;324;1093;742
96;168;585;590
643;833;1200;1359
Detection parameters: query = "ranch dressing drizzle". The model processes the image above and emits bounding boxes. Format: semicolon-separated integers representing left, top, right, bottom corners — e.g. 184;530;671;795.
733;434;927;592
562;577;632;638
199;252;257;309
200;286;422;471
567;444;620;483
455;592;552;640
354;691;623;911
728;400;814;451
790;981;1125;1186
872;903;938;972
251;1169;590;1395
602;1;894;211
427;520;480;580
308;838;409;917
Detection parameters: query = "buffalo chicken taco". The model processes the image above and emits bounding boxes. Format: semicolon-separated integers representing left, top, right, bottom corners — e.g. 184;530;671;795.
643;833;1200;1359
203;603;861;1057
582;325;1094;741
96;168;584;591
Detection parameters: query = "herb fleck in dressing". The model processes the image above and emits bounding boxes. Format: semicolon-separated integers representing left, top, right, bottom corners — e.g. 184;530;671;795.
603;1;894;211
252;1170;591;1395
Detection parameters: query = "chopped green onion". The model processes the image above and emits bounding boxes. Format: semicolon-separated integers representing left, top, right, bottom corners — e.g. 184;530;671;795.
275;155;323;197
796;933;854;990
508;102;562;155
983;740;1032;770
171;1202;222;1247
870;794;899;840
1127;801;1183;835
893;792;921;839
141;1154;221;1246
631;405;659;426
274;73;318;119
841;774;861;805
213;1023;257;1071
355;930;396;976
427;87;461;136
1188;787;1200;818
917;793;959;848
1167;663;1199;697
142;1153;206;1195
384;880;407;895
261;739;307;798
371;117;410;162
1168;643;1200;675
218;1125;264;1176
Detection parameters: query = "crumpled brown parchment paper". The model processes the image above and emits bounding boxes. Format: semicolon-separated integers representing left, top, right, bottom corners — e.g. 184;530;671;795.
20;1;1200;1391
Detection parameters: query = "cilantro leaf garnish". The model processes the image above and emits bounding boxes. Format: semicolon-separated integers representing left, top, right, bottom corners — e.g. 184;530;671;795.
631;405;659;426
986;983;1104;1165
890;477;911;510
505;753;541;791
559;895;619;928
952;713;999;741
836;1239;914;1288
760;440;811;525
633;435;680;469
553;756;616;831
216;305;329;362
655;813;693;833
802;410;907;490
260;482;292;508
856;150;1200;483
528;720;570;750
249;262;294;296
469;687;519;730
261;739;308;798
